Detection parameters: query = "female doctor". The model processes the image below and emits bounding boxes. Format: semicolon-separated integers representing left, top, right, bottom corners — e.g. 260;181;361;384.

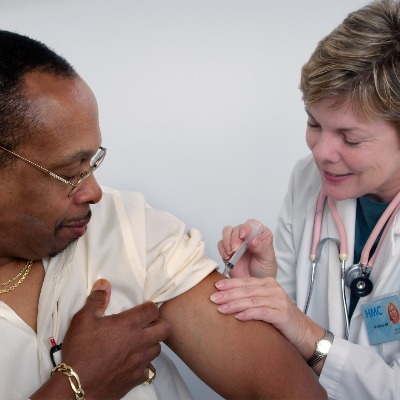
211;1;400;399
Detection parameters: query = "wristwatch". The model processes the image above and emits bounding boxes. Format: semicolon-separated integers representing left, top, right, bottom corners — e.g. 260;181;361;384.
307;330;334;368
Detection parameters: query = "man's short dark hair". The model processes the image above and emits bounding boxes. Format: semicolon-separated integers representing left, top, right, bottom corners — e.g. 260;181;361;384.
0;30;78;164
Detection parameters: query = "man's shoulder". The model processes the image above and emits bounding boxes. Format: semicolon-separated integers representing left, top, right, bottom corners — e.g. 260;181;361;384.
100;186;145;200
95;186;146;210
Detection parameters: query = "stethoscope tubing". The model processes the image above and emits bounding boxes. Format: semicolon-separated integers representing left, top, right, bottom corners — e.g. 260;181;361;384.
304;237;350;338
304;237;339;313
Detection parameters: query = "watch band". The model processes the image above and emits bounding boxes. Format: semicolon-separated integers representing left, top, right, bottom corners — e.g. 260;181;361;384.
307;330;334;368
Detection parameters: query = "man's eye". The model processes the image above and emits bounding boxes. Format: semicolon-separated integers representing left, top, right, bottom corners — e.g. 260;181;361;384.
61;175;77;182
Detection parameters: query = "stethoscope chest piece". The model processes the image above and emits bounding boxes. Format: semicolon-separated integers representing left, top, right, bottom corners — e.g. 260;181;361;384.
344;264;373;297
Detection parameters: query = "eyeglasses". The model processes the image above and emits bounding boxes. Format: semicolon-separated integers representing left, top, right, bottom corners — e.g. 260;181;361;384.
0;145;106;197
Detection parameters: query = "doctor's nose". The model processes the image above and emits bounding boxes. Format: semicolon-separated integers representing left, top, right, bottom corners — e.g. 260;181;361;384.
310;131;341;164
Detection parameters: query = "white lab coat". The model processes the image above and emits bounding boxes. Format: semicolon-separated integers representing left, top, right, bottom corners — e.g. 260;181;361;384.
275;155;400;400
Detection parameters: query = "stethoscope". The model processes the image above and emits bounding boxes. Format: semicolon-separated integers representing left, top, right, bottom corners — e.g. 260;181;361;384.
304;190;400;339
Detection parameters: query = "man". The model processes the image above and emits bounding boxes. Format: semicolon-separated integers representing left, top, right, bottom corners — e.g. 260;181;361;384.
0;30;326;399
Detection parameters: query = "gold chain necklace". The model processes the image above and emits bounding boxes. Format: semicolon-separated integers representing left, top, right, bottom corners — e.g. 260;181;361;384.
0;260;34;294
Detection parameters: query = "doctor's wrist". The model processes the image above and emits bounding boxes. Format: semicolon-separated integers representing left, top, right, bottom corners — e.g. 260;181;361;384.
306;329;334;375
295;319;325;363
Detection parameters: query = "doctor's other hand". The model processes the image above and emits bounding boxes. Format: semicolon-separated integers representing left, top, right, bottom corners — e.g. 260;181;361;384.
218;219;277;278
58;279;170;400
210;276;321;355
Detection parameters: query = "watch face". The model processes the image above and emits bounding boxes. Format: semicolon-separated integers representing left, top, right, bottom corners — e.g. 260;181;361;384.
317;339;332;354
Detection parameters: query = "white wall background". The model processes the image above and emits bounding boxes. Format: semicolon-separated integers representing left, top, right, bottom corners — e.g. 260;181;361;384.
0;1;368;398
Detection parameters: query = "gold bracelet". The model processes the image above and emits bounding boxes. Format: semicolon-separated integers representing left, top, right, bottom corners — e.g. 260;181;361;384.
51;363;86;400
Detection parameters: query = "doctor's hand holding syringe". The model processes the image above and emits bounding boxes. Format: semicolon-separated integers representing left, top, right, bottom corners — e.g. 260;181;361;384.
218;220;277;279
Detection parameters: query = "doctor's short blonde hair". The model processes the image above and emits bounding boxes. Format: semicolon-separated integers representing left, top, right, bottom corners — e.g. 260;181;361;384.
300;0;400;130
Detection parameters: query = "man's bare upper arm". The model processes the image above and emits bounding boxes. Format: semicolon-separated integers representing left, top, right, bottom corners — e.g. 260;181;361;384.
160;270;327;400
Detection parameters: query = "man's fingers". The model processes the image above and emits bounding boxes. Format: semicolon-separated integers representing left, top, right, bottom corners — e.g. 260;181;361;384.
85;279;111;318
119;301;162;328
121;303;171;344
84;286;170;352
144;317;171;343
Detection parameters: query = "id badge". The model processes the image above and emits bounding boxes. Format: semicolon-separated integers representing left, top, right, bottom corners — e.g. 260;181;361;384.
361;293;400;345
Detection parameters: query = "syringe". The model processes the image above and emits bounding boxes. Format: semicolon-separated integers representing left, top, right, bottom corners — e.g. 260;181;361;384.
222;224;261;276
